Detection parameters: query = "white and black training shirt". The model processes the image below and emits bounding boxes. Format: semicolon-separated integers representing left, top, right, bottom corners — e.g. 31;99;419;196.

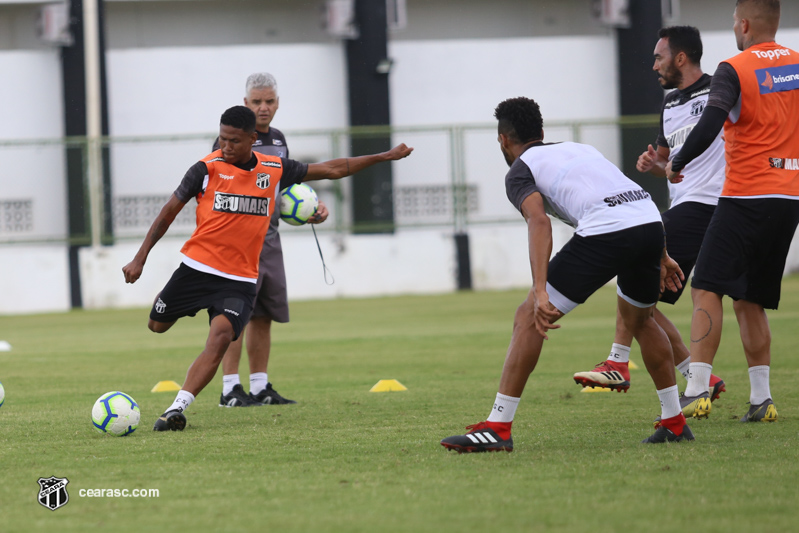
657;73;725;207
505;142;662;237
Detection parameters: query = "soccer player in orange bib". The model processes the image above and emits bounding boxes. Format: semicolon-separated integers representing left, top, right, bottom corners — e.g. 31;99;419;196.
123;106;412;431
666;0;799;423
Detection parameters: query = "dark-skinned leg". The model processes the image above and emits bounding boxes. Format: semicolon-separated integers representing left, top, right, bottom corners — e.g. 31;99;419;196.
182;314;236;396
155;315;236;431
618;298;675;391
441;296;564;452
498;297;564;397
619;297;692;440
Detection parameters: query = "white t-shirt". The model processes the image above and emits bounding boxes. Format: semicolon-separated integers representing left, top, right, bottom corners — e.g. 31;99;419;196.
505;141;662;237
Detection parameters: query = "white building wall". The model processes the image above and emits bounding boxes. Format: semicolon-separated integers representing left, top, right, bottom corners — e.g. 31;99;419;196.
2;2;799;313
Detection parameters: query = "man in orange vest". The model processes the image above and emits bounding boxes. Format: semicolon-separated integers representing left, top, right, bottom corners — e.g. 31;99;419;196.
123;106;412;431
666;0;799;423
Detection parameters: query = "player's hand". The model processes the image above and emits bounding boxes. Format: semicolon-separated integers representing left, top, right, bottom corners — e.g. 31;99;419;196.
665;161;684;183
660;253;684;293
531;289;561;340
385;143;414;161
309;200;329;224
636;144;659;173
122;259;144;284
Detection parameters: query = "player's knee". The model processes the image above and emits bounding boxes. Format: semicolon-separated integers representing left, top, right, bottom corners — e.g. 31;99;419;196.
148;320;172;333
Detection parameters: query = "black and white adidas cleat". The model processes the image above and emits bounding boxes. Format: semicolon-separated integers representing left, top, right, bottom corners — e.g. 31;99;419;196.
441;422;513;453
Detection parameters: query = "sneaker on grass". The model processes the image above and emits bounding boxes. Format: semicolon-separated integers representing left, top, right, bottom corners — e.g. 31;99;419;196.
740;399;778;422
573;360;630;392
709;375;727;402
642;424;695;443
440;421;513;453
219;384;256;407
250;383;296;405
153;410;186;432
680;391;712;419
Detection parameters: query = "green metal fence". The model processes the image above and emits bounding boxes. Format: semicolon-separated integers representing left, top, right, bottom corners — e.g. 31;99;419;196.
0;116;659;246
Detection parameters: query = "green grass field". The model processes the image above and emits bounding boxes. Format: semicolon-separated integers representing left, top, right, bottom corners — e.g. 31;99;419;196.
2;279;799;532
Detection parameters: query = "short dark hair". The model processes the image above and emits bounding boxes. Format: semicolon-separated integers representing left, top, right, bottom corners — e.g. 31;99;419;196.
658;26;703;65
220;105;256;133
494;97;543;144
736;0;780;24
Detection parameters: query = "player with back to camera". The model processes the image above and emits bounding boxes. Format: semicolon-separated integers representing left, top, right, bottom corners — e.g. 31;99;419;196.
665;0;799;423
441;97;690;452
215;72;329;408
122;105;413;431
573;26;728;413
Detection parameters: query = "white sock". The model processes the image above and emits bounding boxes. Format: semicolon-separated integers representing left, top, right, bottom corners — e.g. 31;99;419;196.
684;362;713;397
607;343;631;364
748;365;771;405
222;374;240;396
675;357;691;380
250;372;268;395
166;390;195;414
657;385;681;420
487;392;520;423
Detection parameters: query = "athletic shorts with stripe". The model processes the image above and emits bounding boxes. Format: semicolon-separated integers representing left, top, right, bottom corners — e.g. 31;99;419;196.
547;222;664;314
692;197;799;310
149;263;256;340
659;201;715;305
253;232;290;323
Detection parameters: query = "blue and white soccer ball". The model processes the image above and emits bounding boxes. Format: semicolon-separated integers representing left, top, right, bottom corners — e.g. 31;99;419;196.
92;391;140;436
279;183;319;226
0;381;4;409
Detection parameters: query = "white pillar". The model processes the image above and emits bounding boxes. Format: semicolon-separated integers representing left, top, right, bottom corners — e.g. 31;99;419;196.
83;0;103;248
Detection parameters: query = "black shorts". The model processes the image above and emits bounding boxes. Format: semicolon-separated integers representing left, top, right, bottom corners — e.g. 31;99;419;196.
692;197;799;310
149;263;257;340
253;233;290;322
659;201;716;305
547;222;664;314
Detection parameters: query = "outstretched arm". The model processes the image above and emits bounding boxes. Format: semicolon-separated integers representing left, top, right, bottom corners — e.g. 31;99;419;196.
122;194;186;284
303;143;413;182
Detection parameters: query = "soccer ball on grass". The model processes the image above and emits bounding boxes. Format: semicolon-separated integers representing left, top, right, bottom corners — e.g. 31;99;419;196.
92;391;140;436
0;381;4;408
279;183;319;226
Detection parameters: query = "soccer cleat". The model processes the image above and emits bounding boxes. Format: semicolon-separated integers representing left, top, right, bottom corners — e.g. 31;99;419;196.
440;422;513;453
642;423;695;443
680;391;712;419
153;410;186;431
709;375;726;402
653;390;716;427
249;382;296;405
573;360;631;392
740;399;778;422
219;384;256;407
